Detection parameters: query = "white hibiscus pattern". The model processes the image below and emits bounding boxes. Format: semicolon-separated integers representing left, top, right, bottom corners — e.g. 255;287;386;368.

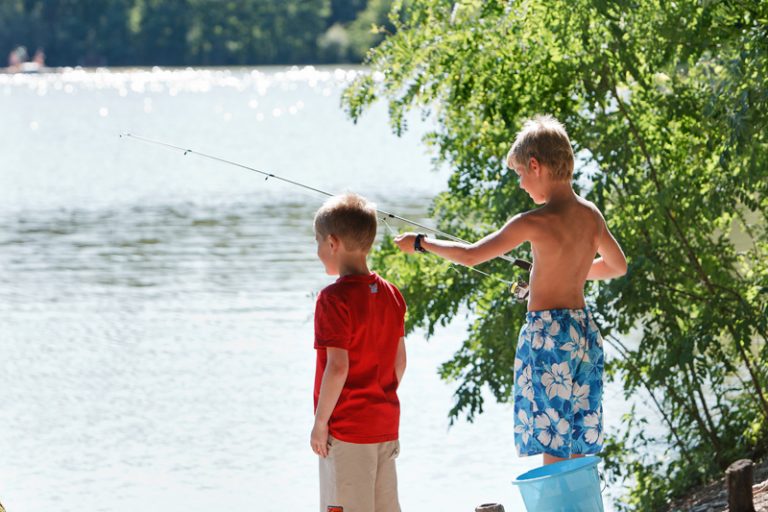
530;318;557;351
583;411;603;445
514;409;534;445
571;382;590;413
531;331;554;351
534;408;570;450
560;325;590;363
516;364;534;402
541;361;573;400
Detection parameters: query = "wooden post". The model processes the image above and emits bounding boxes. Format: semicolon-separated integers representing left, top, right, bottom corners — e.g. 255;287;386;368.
475;504;505;512
726;459;755;512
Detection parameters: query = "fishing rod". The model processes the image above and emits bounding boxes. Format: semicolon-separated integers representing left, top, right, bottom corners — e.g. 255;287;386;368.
119;132;532;299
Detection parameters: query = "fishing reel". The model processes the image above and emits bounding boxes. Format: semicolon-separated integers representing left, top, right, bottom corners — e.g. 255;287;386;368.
509;258;531;302
510;277;530;302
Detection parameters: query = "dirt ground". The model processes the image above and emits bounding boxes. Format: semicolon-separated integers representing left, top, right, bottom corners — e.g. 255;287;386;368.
667;459;768;511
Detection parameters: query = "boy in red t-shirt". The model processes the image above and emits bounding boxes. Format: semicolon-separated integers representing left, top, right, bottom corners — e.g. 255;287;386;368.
310;193;407;512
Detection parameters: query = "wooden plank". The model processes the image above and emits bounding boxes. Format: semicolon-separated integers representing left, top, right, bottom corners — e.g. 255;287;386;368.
475;503;505;512
726;459;756;512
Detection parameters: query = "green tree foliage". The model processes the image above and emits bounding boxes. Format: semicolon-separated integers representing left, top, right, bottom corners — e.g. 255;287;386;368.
0;2;27;59
1;0;135;66
132;0;192;66
0;0;392;66
346;0;397;61
343;0;768;508
330;0;369;24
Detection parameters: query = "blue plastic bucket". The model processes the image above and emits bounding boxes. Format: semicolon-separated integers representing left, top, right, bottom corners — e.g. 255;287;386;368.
511;456;604;512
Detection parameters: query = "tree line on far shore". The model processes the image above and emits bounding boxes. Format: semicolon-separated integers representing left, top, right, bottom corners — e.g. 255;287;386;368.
0;0;393;67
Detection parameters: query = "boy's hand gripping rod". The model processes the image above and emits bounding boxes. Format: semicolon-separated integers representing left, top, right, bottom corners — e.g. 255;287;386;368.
119;133;532;299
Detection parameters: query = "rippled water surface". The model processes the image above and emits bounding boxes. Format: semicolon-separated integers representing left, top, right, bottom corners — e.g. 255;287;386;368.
1;67;635;511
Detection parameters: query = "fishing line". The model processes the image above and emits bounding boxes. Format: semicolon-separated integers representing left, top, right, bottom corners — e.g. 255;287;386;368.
120;132;531;299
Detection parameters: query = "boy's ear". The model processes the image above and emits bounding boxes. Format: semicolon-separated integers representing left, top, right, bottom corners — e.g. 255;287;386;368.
529;157;541;177
328;234;341;252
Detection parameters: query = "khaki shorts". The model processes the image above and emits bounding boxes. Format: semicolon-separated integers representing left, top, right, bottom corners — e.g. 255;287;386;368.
319;436;401;512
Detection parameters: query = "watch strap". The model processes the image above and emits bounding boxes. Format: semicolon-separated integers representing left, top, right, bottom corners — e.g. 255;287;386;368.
414;233;428;253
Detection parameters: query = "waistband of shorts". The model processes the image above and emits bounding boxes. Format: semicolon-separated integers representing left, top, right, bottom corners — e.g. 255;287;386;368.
526;307;591;322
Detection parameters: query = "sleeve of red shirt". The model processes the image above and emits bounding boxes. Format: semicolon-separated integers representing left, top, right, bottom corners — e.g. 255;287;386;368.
314;291;351;350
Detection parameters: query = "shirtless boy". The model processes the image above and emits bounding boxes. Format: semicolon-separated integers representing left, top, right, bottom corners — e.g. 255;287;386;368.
394;115;627;465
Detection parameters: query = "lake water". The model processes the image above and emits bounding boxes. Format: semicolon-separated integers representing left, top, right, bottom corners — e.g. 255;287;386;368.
1;67;638;511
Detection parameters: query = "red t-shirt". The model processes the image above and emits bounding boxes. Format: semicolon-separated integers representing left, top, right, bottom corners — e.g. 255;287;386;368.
313;272;406;444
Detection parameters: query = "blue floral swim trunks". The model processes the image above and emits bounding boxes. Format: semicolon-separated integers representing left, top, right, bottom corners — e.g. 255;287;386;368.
513;308;604;458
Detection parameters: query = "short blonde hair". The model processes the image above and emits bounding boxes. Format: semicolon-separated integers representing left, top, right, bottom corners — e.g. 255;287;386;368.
507;114;575;181
314;193;378;252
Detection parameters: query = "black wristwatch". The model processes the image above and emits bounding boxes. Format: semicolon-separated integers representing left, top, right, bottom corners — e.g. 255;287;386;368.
414;233;428;253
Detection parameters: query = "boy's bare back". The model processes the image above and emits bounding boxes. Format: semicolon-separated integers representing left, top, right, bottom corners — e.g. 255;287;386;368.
523;194;604;311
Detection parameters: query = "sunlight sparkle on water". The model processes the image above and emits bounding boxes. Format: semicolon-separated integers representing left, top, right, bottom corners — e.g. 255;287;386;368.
0;66;361;99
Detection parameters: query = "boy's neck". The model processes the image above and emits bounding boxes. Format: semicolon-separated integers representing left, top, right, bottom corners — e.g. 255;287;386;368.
543;180;577;205
338;255;370;277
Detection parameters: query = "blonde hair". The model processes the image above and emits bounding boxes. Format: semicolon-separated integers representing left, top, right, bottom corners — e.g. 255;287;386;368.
314;193;378;252
507;114;575;181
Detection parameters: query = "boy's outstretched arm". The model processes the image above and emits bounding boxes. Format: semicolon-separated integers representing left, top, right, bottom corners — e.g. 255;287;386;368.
587;221;627;280
311;347;348;458
394;214;530;267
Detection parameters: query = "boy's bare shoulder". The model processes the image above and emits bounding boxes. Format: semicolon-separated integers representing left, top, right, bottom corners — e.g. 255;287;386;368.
510;207;559;244
519;197;605;240
578;197;608;233
517;198;599;222
578;196;605;217
510;207;548;236
516;205;550;223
